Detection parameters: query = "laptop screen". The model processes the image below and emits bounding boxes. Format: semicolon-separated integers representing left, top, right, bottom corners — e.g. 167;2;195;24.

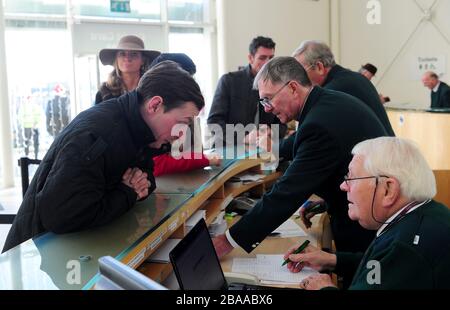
169;218;228;290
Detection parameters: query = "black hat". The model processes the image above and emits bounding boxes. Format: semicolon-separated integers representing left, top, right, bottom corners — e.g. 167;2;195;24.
361;63;378;76
150;53;196;75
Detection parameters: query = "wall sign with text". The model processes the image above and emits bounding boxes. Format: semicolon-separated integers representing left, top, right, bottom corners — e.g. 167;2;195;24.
411;56;446;80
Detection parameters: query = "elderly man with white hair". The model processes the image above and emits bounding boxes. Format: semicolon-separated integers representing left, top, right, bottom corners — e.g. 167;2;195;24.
285;137;450;290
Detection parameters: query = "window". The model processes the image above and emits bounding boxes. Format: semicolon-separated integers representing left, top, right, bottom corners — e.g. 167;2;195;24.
72;0;161;21
0;0;215;189
5;26;72;182
168;0;205;23
4;0;66;16
169;26;213;120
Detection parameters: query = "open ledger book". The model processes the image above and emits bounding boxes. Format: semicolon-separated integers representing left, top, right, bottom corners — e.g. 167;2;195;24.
232;254;319;285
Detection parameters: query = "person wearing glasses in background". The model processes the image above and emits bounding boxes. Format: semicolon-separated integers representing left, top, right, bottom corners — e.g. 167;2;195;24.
285;137;450;290
213;57;388;286
95;35;160;104
207;36;286;148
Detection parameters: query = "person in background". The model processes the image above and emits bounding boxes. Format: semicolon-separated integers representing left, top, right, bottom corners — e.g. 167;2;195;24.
421;71;450;109
19;93;43;159
3;62;204;253
285;137;450;290
359;63;390;104
149;53;221;176
46;84;70;138
207;36;287;147
359;63;377;81
95;35;160;104
292;41;394;135
97;42;220;174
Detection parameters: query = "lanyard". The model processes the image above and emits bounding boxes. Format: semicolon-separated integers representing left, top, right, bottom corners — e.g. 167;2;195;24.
378;200;429;236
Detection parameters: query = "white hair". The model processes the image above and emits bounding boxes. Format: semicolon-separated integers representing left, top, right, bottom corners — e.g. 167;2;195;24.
292;40;336;68
352;137;436;201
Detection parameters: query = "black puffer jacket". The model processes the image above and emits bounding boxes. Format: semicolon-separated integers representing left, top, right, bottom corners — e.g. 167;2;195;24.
3;91;163;252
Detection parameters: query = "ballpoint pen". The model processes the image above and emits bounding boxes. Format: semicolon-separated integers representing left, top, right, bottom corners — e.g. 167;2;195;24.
281;239;310;266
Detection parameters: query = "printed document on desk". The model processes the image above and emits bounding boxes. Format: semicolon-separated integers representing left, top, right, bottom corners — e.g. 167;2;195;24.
232;255;319;284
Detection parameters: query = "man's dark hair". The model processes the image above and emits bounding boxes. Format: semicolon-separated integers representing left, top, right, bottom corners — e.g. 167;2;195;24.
137;61;204;112
249;36;276;55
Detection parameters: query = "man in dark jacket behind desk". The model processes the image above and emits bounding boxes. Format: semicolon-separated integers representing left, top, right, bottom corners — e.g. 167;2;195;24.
213;57;387;263
3;61;204;252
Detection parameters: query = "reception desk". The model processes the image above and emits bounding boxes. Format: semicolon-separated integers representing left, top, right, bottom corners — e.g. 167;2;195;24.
386;103;450;207
386;103;450;170
0;155;284;290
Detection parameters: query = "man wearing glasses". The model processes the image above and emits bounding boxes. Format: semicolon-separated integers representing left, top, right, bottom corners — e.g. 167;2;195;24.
292;40;395;136
213;57;388;286
207;36;286;148
284;137;450;290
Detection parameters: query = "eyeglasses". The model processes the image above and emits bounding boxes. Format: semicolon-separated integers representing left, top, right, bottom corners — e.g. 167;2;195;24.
258;81;290;110
343;175;389;186
117;51;142;60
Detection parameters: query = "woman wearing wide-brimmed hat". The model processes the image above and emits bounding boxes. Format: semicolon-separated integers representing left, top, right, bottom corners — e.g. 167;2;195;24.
95;35;160;104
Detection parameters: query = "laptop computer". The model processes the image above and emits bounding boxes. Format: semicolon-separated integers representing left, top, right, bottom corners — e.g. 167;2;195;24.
169;218;286;290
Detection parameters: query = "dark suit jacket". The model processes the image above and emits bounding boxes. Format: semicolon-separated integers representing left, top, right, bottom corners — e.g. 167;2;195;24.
207;65;286;146
229;87;388;253
431;82;450;108
323;65;395;136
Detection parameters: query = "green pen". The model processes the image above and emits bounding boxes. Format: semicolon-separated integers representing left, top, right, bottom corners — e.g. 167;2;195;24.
282;240;310;266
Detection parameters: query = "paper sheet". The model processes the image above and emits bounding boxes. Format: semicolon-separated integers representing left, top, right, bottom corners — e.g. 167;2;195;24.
272;219;307;237
231;258;257;277
232;255;319;284
233;173;265;182
256;255;318;283
146;239;181;263
185;210;206;227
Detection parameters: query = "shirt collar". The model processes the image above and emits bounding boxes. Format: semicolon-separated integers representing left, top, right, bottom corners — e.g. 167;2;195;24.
376;199;430;237
433;82;441;93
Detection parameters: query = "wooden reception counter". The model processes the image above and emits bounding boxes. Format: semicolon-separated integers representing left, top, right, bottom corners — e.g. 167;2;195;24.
0;155;282;289
386;103;450;207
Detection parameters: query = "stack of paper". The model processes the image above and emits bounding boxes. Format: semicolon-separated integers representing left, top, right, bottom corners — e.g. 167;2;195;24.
208;211;227;237
229;172;265;183
185;209;206;233
272;219;307;237
146;239;181;263
232;254;319;285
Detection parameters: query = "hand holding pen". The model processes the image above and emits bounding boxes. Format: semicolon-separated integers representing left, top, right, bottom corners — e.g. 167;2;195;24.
283;241;337;273
282;240;310;266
